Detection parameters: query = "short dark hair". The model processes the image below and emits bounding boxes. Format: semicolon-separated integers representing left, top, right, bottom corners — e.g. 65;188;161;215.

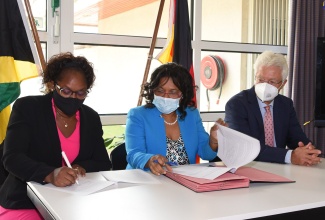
42;52;95;93
142;62;196;120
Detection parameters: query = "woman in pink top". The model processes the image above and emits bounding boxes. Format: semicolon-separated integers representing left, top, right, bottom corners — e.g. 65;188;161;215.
0;52;112;219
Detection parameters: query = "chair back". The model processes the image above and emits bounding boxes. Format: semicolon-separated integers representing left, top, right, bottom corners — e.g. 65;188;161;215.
110;142;127;170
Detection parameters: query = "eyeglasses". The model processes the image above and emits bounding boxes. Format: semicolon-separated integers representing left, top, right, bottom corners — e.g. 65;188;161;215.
153;88;182;99
55;84;89;99
255;77;283;86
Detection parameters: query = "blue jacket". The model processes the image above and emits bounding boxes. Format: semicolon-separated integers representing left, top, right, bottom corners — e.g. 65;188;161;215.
125;106;217;169
225;86;310;163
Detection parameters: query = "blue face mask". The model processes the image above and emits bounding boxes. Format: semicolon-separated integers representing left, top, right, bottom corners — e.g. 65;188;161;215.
152;94;180;114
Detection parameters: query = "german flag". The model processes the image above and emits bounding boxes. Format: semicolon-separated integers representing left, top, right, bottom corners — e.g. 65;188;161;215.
156;0;199;163
0;0;39;143
155;0;196;105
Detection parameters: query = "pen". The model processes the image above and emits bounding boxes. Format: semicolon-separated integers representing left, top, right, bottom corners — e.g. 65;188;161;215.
153;159;178;166
61;151;79;185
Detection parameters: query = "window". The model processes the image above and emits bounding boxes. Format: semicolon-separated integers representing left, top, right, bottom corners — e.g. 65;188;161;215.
22;0;288;124
202;0;288;45
74;0;170;37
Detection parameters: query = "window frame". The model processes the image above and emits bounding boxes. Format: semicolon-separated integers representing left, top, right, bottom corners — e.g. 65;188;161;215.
38;0;288;125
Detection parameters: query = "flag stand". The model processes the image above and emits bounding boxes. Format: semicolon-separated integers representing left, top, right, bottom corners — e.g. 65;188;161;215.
137;0;166;106
24;0;46;72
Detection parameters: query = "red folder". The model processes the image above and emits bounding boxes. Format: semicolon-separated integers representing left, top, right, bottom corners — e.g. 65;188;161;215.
165;172;250;192
235;167;295;183
165;166;294;193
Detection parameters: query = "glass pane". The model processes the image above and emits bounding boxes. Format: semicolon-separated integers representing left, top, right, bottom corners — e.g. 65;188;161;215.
202;0;289;45
103;125;125;154
199;51;287;112
199;51;257;112
74;45;163;114
74;0;171;38
30;0;47;31
19;43;47;98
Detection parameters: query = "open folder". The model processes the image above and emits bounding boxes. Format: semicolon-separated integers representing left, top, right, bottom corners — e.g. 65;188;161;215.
165;166;294;192
165;171;250;192
165;124;294;192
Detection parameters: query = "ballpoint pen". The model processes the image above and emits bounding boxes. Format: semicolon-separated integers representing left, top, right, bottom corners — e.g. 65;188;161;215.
153;159;178;166
61;151;79;185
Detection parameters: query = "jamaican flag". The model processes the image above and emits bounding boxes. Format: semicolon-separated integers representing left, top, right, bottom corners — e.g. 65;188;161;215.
0;0;39;143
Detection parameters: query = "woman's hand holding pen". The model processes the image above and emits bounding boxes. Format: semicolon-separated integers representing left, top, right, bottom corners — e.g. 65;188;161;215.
72;164;86;177
146;155;173;176
44;166;79;187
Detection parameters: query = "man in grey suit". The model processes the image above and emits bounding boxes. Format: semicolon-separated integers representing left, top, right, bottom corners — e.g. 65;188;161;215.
225;51;321;166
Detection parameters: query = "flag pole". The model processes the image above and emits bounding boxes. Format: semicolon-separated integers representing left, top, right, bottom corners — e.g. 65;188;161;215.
24;0;46;72
137;0;165;106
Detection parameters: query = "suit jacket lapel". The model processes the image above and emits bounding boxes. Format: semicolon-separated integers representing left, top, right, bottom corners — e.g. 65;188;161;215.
272;96;282;147
247;87;264;131
42;94;62;165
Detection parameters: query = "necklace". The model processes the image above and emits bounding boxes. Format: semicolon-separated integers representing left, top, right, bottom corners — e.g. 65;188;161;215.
56;110;70;128
160;115;178;126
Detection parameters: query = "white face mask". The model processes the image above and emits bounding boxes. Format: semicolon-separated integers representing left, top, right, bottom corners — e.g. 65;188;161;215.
152;94;180;114
255;83;279;102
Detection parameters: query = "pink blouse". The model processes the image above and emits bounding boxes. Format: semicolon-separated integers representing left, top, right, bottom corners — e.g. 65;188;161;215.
52;99;80;165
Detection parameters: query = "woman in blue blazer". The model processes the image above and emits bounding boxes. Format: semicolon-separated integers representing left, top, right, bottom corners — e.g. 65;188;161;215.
126;63;220;175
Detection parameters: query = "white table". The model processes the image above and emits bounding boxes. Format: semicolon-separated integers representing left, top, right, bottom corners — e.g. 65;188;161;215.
27;161;325;220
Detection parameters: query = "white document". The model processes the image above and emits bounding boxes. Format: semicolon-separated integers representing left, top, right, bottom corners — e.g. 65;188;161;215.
171;165;231;180
216;123;260;172
32;172;115;196
170;123;260;180
101;169;161;184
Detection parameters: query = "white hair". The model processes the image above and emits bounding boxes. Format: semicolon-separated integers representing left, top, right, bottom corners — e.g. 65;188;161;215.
253;51;288;80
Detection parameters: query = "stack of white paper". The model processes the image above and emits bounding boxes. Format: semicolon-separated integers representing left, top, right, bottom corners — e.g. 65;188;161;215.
171;123;260;179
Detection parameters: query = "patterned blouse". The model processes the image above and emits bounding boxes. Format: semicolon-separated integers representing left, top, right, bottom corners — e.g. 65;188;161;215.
166;134;189;165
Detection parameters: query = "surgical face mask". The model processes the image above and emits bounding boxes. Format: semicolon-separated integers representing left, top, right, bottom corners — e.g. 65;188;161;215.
255;83;279;102
152;94;180;114
53;90;84;116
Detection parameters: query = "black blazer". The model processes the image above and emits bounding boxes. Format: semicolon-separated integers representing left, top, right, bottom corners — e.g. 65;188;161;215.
225;86;310;163
0;93;111;209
